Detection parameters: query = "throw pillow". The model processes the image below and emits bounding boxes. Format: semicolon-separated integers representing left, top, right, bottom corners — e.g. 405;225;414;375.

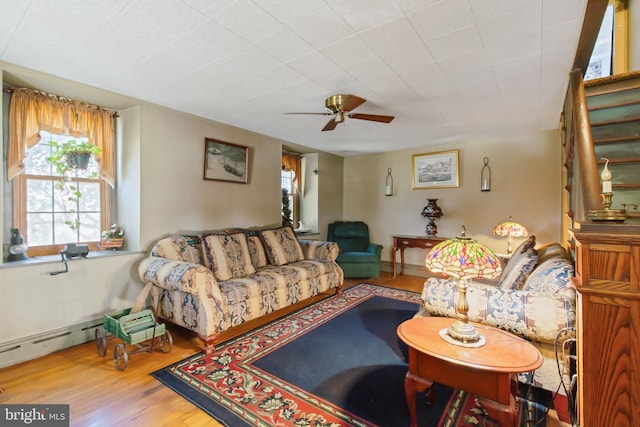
247;234;269;268
150;235;202;264
536;242;568;265
497;234;538;290
521;257;574;294
259;226;304;266
202;232;256;281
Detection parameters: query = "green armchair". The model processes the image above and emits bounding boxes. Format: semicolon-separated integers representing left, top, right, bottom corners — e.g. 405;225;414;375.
327;221;382;278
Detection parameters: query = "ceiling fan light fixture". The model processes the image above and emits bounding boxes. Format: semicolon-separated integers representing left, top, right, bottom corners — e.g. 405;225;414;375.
286;94;394;131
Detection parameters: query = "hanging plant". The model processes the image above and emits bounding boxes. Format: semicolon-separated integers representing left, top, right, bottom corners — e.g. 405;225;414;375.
45;140;102;231
47;140;102;172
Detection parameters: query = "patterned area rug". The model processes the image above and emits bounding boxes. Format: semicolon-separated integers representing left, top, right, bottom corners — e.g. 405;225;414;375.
152;284;547;426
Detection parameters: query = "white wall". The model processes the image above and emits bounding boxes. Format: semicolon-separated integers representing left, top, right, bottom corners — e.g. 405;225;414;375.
137;103;283;249
317;152;344;240
343;131;562;269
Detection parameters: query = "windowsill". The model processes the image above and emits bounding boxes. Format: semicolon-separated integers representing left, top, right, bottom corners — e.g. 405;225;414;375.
0;249;143;269
296;231;320;239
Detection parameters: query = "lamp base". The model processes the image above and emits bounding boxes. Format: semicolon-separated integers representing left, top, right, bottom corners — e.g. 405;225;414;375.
7;252;28;262
439;321;486;348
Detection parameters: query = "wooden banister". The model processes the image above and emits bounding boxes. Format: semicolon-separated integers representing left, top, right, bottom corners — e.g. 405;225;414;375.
569;69;603;215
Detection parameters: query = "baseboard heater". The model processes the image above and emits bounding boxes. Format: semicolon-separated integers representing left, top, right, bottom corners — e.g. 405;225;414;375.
0;317;103;368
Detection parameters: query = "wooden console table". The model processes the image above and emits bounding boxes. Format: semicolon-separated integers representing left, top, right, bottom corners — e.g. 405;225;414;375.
392;234;446;277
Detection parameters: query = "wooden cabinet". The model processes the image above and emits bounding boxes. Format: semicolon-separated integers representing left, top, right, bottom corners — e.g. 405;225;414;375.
573;224;640;426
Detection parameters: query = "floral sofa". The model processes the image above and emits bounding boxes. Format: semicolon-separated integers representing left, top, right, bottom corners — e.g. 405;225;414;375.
418;235;576;393
138;226;344;354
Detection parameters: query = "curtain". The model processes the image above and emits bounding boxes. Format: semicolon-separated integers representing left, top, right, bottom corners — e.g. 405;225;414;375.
7;87;117;187
282;151;301;189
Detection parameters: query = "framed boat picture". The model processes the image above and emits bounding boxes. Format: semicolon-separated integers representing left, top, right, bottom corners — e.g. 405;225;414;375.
203;138;249;184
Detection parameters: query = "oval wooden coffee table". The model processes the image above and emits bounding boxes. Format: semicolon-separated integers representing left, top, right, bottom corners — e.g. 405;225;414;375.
397;316;543;427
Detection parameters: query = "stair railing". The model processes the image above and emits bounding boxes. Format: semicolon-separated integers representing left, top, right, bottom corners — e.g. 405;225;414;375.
565;69;603;223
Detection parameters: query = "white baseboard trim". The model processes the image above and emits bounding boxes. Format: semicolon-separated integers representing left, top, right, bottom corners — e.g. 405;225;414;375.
380;260;432;278
0;317;103;368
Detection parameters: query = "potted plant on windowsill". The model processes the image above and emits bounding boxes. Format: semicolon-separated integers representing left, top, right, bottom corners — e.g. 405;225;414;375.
45;140;102;231
98;224;125;250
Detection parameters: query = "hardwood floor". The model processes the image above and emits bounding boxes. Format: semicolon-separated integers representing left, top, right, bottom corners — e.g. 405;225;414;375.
0;272;568;426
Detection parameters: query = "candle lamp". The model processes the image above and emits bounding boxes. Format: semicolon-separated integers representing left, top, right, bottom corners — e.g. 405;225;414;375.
587;157;638;222
601;157;612;194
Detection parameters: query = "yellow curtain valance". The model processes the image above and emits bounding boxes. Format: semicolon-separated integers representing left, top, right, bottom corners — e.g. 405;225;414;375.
7;86;116;187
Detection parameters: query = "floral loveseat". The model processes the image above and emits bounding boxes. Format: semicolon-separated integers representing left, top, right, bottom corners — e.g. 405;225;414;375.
138;226;343;354
418;235;576;393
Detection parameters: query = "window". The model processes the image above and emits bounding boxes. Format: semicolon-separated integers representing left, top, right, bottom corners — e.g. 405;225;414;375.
585;1;629;80
585;4;614;80
281;169;295;225
281;151;301;226
6;85;117;256
14;131;109;255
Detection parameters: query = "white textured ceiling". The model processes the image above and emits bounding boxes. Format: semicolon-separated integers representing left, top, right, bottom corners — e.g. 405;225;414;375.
0;0;588;156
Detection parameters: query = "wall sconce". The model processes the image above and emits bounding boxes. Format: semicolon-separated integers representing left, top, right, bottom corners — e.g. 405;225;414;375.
385;168;393;196
481;157;491;192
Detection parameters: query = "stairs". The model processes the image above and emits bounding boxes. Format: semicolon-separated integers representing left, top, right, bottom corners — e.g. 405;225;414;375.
584;71;640;217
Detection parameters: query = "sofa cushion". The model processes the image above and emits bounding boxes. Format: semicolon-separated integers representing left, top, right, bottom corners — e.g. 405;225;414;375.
202;232;256;281
259;226;304;266
522;257;574;294
497;234;538;290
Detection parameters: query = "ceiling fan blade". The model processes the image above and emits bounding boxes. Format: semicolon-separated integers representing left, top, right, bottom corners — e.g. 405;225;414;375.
283;112;332;116
322;119;338;131
348;113;395;123
341;95;366;112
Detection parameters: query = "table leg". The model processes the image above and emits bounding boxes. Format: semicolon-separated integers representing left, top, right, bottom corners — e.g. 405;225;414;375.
404;372;435;427
393;242;398;278
404;372;417;427
400;247;405;276
478;395;517;427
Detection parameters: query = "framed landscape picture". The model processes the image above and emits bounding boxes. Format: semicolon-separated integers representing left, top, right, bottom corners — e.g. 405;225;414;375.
411;149;459;189
203;138;249;183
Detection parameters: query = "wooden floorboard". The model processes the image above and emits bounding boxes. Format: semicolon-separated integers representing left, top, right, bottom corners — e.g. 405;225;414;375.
0;272;568;426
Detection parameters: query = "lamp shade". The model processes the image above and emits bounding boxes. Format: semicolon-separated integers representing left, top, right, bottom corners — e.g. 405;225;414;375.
492;216;528;238
425;227;502;280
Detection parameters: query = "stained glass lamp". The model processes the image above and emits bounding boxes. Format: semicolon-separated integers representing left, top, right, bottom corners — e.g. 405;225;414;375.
425;226;502;347
492;216;528;255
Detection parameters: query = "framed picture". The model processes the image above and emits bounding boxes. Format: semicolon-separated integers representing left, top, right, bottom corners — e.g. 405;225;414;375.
203;138;249;183
411;149;459;189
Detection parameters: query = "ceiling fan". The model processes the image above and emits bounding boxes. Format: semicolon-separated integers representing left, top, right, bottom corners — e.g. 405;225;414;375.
284;94;395;131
